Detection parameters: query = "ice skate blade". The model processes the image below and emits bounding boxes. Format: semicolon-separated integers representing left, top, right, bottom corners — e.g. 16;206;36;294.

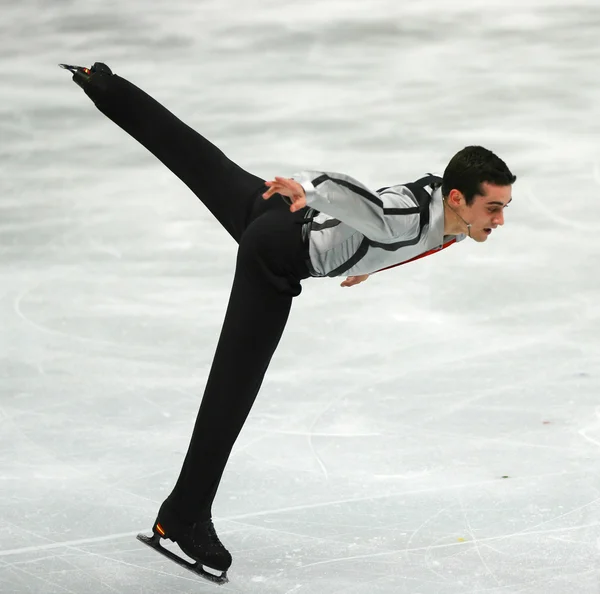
58;64;90;74
137;533;229;585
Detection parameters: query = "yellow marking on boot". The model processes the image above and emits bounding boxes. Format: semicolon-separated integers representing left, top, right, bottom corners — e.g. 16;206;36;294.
156;523;166;537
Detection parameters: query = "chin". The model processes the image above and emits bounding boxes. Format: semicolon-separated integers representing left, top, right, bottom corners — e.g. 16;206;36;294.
469;233;488;243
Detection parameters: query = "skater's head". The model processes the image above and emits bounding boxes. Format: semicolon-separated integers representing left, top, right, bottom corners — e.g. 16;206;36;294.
442;145;516;242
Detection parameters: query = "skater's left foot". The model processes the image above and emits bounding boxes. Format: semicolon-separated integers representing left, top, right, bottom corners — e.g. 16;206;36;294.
137;502;231;584
154;515;232;572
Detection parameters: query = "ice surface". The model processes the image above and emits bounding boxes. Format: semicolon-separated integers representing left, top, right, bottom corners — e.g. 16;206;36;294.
1;0;600;592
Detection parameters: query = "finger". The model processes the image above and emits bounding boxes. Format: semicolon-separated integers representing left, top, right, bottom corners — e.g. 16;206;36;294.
275;176;299;191
290;199;304;212
262;185;281;199
264;180;282;190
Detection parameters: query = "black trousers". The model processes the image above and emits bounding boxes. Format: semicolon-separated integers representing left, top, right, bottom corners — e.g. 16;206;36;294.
83;73;311;522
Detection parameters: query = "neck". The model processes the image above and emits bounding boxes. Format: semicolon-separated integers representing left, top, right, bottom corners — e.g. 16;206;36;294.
443;199;470;237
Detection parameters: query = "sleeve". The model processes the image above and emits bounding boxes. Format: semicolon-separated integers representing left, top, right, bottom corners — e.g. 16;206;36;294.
293;170;422;244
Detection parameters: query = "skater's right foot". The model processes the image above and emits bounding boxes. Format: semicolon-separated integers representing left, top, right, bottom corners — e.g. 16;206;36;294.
59;62;113;89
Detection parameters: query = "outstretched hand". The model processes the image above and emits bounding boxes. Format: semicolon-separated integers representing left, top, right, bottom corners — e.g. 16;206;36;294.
263;177;307;212
340;274;370;288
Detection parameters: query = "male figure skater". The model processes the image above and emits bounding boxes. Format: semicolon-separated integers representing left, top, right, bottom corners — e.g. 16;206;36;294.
60;62;515;583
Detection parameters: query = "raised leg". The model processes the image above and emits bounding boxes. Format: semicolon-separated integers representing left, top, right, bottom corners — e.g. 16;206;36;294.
79;64;266;242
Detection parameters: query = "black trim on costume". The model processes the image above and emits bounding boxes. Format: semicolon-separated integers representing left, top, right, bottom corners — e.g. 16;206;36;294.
326;238;371;277
383;206;421;215
312;174;381;207
311;218;341;231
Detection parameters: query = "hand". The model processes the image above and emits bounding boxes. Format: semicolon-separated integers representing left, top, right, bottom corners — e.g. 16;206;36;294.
263;177;307;212
340;274;370;288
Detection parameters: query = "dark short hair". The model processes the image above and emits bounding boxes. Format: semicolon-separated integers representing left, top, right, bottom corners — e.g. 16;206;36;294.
442;146;516;205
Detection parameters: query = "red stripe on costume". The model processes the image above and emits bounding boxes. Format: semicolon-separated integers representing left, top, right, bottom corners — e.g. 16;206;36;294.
374;238;457;274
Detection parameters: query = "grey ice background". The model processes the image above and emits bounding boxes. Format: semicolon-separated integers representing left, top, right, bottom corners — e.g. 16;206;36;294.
1;0;600;592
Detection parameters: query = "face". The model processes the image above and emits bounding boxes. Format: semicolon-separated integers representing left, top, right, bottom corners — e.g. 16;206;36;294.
448;182;512;242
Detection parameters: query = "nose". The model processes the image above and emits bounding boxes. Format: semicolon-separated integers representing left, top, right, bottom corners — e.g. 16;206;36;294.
492;210;505;227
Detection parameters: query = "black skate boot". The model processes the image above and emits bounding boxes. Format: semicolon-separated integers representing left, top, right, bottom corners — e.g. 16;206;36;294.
58;62;113;89
137;502;231;584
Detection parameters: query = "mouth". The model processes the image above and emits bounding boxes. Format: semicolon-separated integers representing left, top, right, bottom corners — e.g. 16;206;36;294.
483;228;493;235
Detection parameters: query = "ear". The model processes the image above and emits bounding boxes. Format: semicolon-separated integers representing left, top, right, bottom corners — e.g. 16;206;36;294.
447;188;464;207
